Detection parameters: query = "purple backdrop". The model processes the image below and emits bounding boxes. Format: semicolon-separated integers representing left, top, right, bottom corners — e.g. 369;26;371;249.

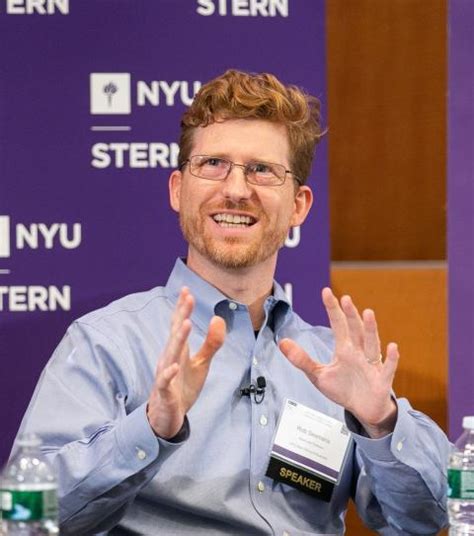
448;0;474;438
0;1;329;464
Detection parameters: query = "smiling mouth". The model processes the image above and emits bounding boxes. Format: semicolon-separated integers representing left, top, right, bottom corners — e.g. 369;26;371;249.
212;213;257;228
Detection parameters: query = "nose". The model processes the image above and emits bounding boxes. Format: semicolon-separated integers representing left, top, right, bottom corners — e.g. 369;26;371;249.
220;164;253;202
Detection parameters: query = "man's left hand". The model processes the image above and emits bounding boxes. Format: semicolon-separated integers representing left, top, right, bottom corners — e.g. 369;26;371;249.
279;287;399;439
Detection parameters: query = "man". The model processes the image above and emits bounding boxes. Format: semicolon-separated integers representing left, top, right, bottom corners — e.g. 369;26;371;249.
12;70;449;535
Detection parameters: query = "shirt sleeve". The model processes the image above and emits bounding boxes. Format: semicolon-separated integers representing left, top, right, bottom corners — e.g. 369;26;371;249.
346;398;450;535
11;321;188;535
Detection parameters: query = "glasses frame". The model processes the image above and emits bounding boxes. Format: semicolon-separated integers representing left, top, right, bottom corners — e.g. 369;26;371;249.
180;155;301;187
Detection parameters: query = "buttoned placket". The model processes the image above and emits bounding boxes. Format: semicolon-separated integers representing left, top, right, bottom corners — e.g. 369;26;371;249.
216;295;288;534
247;298;282;533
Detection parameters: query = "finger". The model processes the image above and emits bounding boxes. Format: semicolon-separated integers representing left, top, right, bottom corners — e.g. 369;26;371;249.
340;295;364;348
170;288;193;339
279;338;323;382
170;287;187;326
193;316;226;365
165;318;192;366
362;308;382;362
322;288;349;344
163;290;194;364
156;362;180;391
382;342;400;381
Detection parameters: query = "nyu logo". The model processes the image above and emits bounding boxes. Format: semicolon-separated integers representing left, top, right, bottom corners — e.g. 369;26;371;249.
4;0;69;14
90;73;131;115
0;216;10;258
0;216;78;312
0;216;82;258
89;73;201;115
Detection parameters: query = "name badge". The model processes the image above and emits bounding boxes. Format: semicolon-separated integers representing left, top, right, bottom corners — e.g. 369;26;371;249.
265;399;351;501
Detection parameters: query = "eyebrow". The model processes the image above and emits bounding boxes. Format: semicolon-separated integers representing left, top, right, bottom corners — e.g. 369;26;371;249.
197;153;285;164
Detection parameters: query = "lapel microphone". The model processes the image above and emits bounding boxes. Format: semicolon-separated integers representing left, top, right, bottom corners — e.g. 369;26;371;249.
239;376;266;404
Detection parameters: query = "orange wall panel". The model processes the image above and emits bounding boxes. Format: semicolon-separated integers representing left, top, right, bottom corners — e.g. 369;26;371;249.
331;265;447;534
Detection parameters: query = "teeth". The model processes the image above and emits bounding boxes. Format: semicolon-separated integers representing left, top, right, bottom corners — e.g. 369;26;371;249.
213;213;254;225
217;222;248;228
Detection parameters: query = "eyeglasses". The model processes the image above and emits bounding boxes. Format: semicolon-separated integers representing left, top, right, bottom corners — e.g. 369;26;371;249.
180;155;300;187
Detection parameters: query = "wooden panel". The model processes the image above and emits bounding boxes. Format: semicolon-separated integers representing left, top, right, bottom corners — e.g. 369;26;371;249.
331;265;448;534
326;0;447;261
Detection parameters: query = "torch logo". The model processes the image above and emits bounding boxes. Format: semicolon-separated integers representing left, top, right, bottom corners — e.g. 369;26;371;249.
0;216;10;258
90;73;131;115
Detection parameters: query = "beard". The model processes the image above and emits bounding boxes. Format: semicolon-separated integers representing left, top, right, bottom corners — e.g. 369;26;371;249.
179;201;288;269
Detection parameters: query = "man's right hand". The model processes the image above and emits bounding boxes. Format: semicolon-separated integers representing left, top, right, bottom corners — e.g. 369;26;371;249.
147;287;226;439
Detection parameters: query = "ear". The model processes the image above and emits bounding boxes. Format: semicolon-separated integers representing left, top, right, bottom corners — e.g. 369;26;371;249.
290;185;313;227
169;170;182;213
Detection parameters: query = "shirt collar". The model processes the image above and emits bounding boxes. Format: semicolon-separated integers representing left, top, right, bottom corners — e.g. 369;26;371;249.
164;258;292;334
266;281;291;333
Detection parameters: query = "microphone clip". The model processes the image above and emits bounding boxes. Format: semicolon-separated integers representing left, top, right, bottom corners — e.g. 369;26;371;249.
239;376;266;404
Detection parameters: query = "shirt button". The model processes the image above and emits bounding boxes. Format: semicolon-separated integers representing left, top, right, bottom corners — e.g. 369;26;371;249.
396;440;404;452
260;415;268;426
136;449;147;460
257;481;265;492
252;356;258;366
228;302;238;311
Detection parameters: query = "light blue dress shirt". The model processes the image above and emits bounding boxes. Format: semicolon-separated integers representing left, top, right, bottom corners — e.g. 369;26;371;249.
14;258;449;535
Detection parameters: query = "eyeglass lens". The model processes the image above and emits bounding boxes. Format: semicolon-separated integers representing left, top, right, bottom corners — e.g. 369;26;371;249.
189;156;286;185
